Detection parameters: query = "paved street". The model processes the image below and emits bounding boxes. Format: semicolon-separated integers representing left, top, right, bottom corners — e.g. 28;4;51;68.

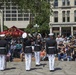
0;61;76;75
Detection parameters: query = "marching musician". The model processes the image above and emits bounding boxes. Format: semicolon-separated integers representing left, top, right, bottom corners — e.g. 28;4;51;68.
46;33;57;72
22;33;32;71
34;34;42;66
0;34;8;71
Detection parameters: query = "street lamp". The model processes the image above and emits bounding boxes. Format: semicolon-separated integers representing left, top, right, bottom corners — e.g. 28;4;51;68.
34;24;39;28
49;1;54;33
34;24;39;35
0;10;3;32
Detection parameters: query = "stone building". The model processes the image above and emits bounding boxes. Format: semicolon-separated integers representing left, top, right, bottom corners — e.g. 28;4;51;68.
49;0;76;37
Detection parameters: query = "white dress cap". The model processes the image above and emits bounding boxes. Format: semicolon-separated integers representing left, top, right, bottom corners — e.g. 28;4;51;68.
48;33;54;36
22;33;27;38
0;34;5;37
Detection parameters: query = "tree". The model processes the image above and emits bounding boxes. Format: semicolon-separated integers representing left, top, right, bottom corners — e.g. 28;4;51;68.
3;25;8;30
22;0;51;34
0;0;53;34
0;25;8;31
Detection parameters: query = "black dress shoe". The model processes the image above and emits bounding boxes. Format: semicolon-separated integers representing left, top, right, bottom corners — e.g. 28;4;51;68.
50;70;54;72
0;70;4;71
26;70;30;71
36;65;40;66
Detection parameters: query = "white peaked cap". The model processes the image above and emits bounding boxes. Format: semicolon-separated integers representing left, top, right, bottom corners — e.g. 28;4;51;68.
22;33;27;38
48;33;54;36
38;33;41;37
0;34;5;37
28;33;32;37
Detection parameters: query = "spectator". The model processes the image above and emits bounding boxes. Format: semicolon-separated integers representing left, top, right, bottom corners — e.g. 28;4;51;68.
63;37;69;44
66;47;73;61
20;51;24;61
56;35;61;45
6;50;11;62
15;40;22;58
40;49;46;61
10;42;16;61
57;41;66;61
72;47;76;61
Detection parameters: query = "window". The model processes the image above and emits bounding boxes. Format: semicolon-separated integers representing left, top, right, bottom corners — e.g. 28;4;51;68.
6;11;10;13
54;0;58;7
12;7;16;9
67;11;70;22
6;7;10;9
0;7;4;9
6;18;11;21
12;3;17;6
67;0;70;5
62;0;70;6
12;18;17;21
6;3;11;6
74;10;76;22
62;0;65;6
54;11;58;22
52;27;59;30
24;18;29;21
18;18;23;21
6;14;11;17
18;14;23;17
18;10;23;13
12;11;16;13
62;11;70;22
62;11;65;22
12;14;17;17
24;14;29;17
74;0;76;5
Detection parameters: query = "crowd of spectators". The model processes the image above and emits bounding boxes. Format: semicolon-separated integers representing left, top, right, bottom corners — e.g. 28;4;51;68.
6;37;23;61
5;34;76;62
56;35;76;61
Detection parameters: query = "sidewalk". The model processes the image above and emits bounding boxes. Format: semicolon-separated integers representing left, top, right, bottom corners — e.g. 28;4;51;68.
0;61;76;75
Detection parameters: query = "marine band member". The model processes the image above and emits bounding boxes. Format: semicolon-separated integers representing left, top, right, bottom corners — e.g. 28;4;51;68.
34;34;42;66
46;33;57;72
0;34;8;71
22;33;32;71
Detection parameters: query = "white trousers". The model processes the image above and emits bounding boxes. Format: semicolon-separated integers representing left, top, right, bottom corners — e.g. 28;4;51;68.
34;51;40;65
0;55;6;70
25;53;32;70
48;54;55;70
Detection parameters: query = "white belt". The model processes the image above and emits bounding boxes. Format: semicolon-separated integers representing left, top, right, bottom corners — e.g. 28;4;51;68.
0;47;6;49
48;47;55;48
35;44;40;46
25;46;31;48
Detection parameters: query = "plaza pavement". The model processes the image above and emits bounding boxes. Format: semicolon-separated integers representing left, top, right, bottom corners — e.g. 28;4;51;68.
0;61;76;75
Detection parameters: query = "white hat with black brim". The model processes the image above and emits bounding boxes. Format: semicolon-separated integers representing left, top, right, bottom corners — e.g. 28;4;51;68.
22;32;27;38
0;34;5;37
48;33;54;36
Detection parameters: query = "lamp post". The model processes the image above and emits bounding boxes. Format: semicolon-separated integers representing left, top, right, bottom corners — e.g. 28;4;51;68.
0;10;3;32
34;24;39;35
49;1;54;33
34;24;39;31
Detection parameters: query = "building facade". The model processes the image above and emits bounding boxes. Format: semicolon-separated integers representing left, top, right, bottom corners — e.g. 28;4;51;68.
49;0;76;37
0;0;34;29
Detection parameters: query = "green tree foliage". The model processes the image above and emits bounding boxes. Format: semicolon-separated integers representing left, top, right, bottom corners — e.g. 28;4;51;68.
1;0;53;34
3;25;8;30
0;25;8;31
